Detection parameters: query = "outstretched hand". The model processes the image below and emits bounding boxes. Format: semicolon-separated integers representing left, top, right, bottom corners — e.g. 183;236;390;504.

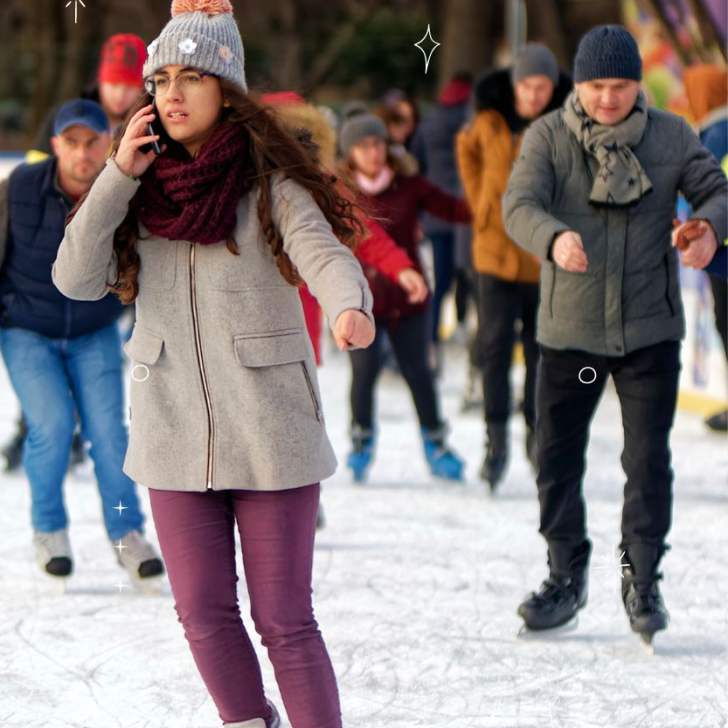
333;309;375;351
672;218;718;269
397;268;428;303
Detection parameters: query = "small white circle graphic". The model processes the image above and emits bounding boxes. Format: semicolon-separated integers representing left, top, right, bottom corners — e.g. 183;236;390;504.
131;364;150;383
578;366;597;384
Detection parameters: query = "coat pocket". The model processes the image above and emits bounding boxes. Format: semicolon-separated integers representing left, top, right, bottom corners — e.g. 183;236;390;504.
123;327;164;383
233;328;308;367
123;327;164;364
233;329;322;421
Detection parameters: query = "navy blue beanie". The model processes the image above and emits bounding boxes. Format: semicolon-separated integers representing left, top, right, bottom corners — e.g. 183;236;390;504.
573;25;642;83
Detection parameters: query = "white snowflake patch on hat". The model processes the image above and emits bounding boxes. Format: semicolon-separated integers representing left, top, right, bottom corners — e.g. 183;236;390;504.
179;38;198;55
218;46;233;64
147;39;159;57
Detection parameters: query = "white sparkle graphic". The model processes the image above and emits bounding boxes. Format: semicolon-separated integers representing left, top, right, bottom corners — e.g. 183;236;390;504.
114;539;127;555
65;0;86;24
414;24;441;74
113;500;128;516
594;548;630;579
115;581;128;592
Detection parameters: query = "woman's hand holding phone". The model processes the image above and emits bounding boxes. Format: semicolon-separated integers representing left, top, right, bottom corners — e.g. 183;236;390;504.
114;104;165;179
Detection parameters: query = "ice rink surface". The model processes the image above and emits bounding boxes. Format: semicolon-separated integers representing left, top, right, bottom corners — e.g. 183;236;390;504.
0;341;726;728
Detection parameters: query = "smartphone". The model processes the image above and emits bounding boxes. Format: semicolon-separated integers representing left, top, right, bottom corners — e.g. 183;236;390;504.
140;106;163;155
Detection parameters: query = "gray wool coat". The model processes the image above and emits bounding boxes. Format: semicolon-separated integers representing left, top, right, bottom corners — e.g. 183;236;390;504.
53;158;374;492
503;106;728;356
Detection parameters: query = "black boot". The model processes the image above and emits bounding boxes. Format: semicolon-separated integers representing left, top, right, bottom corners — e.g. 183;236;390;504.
1;417;27;473
518;540;591;631
621;543;669;644
704;408;728;432
68;429;86;469
479;422;509;490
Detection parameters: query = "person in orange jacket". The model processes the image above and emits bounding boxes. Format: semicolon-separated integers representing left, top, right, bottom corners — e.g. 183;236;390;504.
456;43;571;490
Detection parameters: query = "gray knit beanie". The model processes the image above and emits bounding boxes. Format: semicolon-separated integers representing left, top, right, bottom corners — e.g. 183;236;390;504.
142;0;246;93
511;43;559;86
573;25;642;83
339;113;388;157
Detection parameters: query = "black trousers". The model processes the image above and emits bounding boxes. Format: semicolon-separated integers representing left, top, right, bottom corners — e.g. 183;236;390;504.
472;273;539;428
709;274;728;358
536;341;681;571
349;310;440;432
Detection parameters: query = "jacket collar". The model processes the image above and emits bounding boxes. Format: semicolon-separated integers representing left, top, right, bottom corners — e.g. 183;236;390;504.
473;67;573;132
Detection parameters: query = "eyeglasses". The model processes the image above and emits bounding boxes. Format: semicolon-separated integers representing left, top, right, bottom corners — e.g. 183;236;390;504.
144;70;216;97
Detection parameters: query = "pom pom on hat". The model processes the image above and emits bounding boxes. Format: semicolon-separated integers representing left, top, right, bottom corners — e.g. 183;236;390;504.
171;0;233;17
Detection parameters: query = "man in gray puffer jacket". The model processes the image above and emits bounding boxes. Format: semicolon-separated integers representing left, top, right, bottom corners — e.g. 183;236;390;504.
503;25;727;642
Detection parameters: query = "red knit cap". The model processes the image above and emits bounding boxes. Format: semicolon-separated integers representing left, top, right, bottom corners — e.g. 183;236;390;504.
97;34;147;86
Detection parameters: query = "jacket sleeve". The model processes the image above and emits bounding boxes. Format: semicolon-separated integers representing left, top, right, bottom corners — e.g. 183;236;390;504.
456;120;484;211
271;175;374;327
52;157;139;301
704;244;727;279
415;175;471;223
701;124;728;167
679;118;728;244
0;175;9;273
503;120;570;260
356;218;414;283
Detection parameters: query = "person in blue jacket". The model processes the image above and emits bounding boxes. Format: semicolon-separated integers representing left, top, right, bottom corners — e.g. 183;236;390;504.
0;100;162;584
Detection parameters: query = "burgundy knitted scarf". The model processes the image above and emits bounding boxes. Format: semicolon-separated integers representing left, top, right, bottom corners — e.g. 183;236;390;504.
133;121;250;245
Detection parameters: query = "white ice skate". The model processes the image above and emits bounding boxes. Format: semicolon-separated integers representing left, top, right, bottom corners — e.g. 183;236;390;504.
33;528;73;594
224;701;281;728
111;530;165;595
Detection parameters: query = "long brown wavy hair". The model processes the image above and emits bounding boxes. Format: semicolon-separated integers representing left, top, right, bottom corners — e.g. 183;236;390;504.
67;79;366;304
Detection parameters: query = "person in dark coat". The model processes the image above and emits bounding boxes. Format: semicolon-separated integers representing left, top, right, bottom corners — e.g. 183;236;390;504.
412;71;473;351
2;34;147;473
504;26;727;640
0;100;163;584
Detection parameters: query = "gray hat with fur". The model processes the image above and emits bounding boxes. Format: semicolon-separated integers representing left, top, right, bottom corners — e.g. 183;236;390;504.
339;113;388;157
143;0;246;93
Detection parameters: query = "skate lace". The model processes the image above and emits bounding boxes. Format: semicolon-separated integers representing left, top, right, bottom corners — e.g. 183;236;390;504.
533;577;569;603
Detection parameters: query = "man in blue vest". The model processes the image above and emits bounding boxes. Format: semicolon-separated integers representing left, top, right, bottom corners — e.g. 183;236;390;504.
0;100;163;586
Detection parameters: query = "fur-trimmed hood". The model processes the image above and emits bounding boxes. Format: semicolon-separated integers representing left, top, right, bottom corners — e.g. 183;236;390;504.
264;98;337;171
473;67;572;132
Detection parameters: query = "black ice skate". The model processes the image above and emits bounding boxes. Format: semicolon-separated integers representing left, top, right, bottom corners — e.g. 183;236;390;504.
518;540;591;633
621;544;669;650
480;422;508;490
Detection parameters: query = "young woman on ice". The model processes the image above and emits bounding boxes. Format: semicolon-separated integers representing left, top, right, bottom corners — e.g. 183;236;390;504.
53;1;375;727
338;113;472;482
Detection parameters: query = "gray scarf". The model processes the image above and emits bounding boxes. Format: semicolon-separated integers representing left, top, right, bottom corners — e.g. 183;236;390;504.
563;90;652;206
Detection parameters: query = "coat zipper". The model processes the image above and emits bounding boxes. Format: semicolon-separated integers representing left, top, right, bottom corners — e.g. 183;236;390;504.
300;362;322;422
189;244;216;490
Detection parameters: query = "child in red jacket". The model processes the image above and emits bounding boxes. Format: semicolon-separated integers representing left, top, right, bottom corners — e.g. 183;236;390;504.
339;113;472;482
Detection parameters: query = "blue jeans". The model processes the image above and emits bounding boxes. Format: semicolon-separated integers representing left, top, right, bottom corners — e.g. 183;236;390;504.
0;324;144;540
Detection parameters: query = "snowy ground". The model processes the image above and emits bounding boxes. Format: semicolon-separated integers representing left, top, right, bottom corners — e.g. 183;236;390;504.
0;335;726;728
